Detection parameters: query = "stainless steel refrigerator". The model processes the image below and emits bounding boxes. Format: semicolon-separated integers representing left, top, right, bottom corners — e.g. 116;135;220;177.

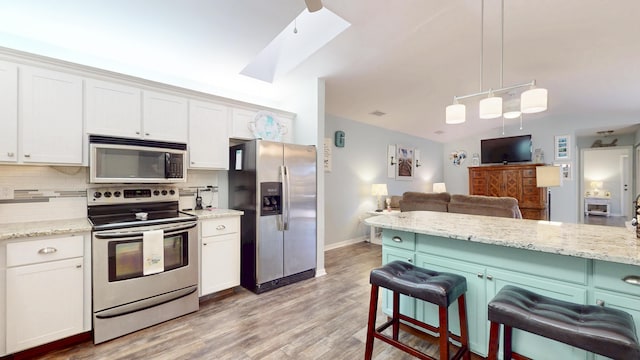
229;140;317;293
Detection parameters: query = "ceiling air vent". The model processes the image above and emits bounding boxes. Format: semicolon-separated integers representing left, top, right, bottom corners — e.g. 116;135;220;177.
369;110;386;117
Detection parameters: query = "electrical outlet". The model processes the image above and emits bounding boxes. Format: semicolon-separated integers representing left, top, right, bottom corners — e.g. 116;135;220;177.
0;186;14;200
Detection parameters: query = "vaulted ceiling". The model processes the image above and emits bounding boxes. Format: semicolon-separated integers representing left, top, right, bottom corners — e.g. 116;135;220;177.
1;0;638;142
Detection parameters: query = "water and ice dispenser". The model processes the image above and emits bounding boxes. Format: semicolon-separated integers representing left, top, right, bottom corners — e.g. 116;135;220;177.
260;182;282;216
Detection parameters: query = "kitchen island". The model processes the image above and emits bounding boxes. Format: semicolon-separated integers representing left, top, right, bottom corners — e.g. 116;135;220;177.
365;211;640;359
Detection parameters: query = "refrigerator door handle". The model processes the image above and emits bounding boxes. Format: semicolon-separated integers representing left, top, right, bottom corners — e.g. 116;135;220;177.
282;165;291;230
277;165;286;231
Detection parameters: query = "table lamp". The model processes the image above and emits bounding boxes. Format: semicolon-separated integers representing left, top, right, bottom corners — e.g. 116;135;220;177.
590;181;603;197
433;182;447;193
536;166;562;220
371;184;388;211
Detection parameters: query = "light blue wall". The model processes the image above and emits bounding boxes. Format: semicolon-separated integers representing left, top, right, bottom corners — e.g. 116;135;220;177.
443;114;639;223
324;114;444;247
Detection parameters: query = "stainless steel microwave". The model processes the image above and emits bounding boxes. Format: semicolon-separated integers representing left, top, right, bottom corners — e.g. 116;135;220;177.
89;135;187;184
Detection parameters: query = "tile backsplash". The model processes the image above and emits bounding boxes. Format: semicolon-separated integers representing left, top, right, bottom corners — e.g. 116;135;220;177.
0;165;223;224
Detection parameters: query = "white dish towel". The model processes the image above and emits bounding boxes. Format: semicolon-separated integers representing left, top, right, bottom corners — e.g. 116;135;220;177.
143;229;164;275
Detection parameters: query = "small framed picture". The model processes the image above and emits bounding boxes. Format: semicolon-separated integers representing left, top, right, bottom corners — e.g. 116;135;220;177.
396;145;414;180
554;135;570;160
554;162;572;181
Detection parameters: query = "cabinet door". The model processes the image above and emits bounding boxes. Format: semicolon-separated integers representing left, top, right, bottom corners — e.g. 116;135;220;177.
415;254;488;356
487;268;588;360
0;61;18;162
85;79;141;138
6;257;84;353
592;291;640;360
188;100;229;169
487;171;503;197
200;233;240;295
230;108;256;140
381;247;415;318
469;168;487;195
502;169;521;198
142;90;188;143
20;66;83;164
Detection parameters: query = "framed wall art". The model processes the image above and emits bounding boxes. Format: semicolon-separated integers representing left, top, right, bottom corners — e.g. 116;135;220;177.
396;145;414;180
555;135;571;160
554;162;572;181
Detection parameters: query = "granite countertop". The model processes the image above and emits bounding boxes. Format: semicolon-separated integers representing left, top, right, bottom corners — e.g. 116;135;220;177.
365;211;640;266
0;218;92;241
182;208;244;220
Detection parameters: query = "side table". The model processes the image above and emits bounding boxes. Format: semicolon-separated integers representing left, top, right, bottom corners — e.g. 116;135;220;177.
584;197;611;217
365;210;400;244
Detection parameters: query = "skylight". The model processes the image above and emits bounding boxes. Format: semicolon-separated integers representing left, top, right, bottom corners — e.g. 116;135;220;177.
240;7;350;83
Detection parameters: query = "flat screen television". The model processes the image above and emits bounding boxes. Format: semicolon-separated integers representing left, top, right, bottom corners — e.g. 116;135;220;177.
481;135;532;164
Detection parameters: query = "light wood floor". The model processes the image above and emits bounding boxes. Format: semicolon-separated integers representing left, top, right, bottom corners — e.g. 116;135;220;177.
583;214;627;227
34;242;479;360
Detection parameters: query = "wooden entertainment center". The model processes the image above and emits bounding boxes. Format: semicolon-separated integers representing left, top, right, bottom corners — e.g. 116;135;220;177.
468;164;548;220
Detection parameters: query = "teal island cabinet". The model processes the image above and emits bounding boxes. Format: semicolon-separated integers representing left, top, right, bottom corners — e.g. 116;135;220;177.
366;211;640;359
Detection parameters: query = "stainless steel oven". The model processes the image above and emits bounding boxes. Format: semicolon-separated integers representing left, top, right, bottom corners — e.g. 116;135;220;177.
88;185;198;344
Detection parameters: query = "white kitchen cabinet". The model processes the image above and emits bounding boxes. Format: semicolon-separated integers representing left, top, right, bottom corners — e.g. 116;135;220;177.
188;100;229;169
143;90;188;143
19;66;83;164
5;235;85;354
199;216;240;296
230;107;256;140
0;61;18;162
85;78;142;138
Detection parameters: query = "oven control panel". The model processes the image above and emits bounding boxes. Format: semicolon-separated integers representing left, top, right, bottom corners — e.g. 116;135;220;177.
87;186;179;204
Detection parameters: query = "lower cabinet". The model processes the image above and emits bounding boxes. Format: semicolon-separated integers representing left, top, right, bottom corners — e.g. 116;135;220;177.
199;216;241;296
4;234;87;354
381;247;415;318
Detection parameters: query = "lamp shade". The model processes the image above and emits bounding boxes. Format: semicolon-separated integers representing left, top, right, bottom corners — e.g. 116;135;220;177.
433;182;447;193
479;96;502;119
445;104;466;124
590;181;603;190
503;97;521;119
521;88;548;114
536;166;562;188
371;183;388;196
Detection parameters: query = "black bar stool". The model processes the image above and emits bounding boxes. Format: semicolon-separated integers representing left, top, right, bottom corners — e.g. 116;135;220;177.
488;285;640;359
364;260;471;360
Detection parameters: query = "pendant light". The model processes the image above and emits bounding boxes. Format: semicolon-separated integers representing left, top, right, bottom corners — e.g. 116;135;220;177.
445;101;466;124
503;94;521;119
521;82;548;113
479;91;502;119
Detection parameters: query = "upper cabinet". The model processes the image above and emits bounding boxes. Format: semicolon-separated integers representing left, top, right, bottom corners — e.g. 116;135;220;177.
0;61;18;162
85;79;142;138
230;107;294;143
86;80;188;143
230;108;256;140
142;90;188;143
20;66;83;165
188;100;229;169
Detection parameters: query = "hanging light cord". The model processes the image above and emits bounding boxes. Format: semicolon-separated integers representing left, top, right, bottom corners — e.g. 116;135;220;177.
479;0;484;92
500;0;504;88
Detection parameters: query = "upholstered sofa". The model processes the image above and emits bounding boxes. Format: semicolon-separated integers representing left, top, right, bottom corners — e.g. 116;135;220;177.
399;192;522;219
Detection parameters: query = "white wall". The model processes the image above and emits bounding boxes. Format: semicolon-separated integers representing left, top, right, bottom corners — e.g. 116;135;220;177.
324;114;444;248
443;114;639;223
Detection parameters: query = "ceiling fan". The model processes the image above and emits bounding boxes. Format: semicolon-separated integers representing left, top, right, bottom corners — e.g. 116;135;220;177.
305;0;323;12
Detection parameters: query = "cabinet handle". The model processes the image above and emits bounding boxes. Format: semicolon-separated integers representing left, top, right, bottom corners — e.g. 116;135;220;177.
203;243;208;246
76;264;82;269
191;161;195;165
38;247;57;254
623;275;640;286
24;154;31;158
477;273;484;279
7;152;14;157
216;225;226;230
392;236;402;243
145;133;150;136
135;131;140;135
486;274;493;280
406;258;412;263
596;299;605;306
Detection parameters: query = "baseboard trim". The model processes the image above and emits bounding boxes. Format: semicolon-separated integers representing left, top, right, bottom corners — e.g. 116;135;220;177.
324;236;369;251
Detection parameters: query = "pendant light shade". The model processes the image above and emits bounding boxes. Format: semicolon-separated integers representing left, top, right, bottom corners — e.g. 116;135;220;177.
503;97;521;119
479;96;502;119
445;103;466;124
521;87;548;113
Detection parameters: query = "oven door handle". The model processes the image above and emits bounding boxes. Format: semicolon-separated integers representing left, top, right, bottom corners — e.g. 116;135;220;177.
94;222;197;239
94;285;197;319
